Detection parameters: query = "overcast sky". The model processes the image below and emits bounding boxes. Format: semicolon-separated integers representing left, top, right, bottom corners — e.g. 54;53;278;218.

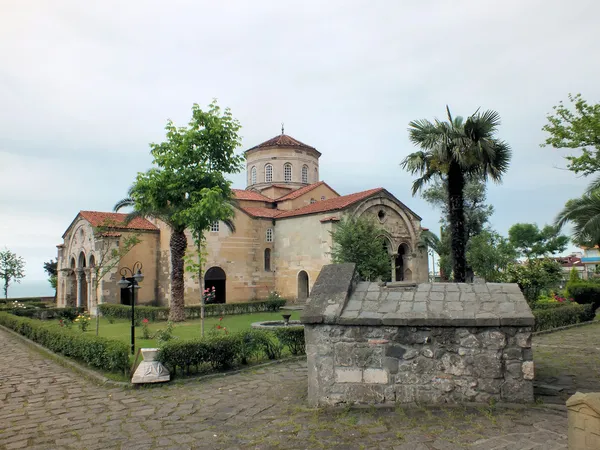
1;0;599;289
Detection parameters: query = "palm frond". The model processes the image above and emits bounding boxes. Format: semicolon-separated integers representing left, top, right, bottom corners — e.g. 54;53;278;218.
114;197;134;212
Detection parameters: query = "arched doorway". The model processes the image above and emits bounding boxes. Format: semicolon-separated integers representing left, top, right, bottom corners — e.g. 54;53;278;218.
78;252;87;309
395;244;411;281
379;236;393;283
68;257;77;307
298;271;309;301
205;267;226;304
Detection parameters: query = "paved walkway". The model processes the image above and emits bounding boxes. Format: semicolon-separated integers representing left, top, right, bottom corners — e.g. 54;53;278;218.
0;328;569;449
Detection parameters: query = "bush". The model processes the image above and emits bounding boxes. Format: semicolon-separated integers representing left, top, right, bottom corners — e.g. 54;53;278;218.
565;281;600;310
273;327;306;355
0;312;129;373
8;307;83;320
157;327;306;375
533;304;596;331
98;299;287;322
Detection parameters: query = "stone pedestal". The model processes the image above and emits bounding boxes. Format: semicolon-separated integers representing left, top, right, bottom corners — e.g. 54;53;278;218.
131;348;170;384
567;392;600;449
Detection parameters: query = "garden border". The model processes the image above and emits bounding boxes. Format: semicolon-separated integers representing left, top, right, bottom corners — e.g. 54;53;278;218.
0;324;306;388
532;319;599;336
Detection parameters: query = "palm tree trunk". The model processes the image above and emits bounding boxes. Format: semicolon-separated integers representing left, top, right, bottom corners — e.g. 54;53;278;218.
169;229;187;322
447;161;467;282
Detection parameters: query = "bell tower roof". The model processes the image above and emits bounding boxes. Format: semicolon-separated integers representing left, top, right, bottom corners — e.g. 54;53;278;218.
245;134;321;157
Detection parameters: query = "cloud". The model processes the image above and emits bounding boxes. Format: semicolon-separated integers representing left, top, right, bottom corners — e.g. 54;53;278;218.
1;0;599;282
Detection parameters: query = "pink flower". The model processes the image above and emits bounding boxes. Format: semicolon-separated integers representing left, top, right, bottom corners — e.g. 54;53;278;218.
211;286;216;291
219;317;223;321
142;318;149;324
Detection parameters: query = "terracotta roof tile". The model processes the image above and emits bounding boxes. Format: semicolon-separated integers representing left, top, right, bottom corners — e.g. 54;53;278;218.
79;211;158;231
238;207;281;218
232;189;272;202
277;188;384;219
276;181;339;202
246;134;318;153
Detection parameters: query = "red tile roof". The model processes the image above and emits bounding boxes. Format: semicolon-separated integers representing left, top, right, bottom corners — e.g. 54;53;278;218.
276;181;339;202
232;189;272;202
238;207;281;219
246;134;321;156
269;184;294;190
277;188;384;219
79;211;158;231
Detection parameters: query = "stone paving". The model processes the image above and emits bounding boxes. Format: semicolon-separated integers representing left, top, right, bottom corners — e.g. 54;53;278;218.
0;327;572;449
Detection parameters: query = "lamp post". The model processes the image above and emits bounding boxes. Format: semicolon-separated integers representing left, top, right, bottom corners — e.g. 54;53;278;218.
117;262;144;355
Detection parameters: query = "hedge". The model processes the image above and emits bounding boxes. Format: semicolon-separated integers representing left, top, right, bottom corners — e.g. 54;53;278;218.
0;312;129;373
98;299;286;322
533;303;596;331
0;297;49;304
565;281;600;310
6;307;84;320
157;327;305;375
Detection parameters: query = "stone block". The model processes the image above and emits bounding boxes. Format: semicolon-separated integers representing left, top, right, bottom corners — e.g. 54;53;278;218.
385;344;406;359
383;357;399;374
478;330;507;349
363;368;389;384
567;392;600;450
396;385;417;403
335;368;362;383
522;361;534;380
515;332;532;348
500;378;533;402
472;352;503;378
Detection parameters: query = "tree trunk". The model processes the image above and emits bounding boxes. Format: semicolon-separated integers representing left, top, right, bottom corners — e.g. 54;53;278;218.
447;161;467;283
169;229;187;322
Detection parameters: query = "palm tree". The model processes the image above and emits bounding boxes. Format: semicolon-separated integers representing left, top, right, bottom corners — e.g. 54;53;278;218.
555;190;600;247
402;107;511;282
115;185;236;322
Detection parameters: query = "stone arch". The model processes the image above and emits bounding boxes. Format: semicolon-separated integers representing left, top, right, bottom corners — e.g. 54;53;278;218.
88;254;95;268
377;232;394;255
352;196;417;244
395;243;411;281
205;266;226;304
298;270;309;301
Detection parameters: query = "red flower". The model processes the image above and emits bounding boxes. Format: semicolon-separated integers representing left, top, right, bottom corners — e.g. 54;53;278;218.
219;317;223;321
142;318;149;324
212;286;216;291
216;325;222;329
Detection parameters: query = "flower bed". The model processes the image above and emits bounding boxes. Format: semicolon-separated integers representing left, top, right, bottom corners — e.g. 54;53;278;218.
0;312;129;373
98;299;286;323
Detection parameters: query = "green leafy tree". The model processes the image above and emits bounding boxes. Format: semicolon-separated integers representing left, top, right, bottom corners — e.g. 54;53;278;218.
503;259;563;303
402;107;511;282
466;230;517;282
508;223;569;259
541;93;600;176
555;190;600;247
43;259;58;296
330;216;390;281
115;101;244;322
0;249;25;298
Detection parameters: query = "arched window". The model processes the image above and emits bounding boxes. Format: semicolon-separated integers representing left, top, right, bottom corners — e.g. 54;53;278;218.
321;196;326;201
265;164;273;183
264;248;271;271
302;165;308;184
314;167;318;182
251;166;257;185
210;221;219;232
310;198;316;204
266;228;273;242
284;163;292;182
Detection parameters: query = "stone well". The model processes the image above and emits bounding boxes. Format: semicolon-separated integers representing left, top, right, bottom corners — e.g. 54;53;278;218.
301;263;535;406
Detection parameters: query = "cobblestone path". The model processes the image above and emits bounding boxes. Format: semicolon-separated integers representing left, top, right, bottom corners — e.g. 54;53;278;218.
0;328;568;449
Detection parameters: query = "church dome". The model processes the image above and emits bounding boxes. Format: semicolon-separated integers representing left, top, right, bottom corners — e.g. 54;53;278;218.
245;133;321;191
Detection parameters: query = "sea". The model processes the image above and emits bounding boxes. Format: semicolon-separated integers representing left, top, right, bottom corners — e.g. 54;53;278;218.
6;280;55;299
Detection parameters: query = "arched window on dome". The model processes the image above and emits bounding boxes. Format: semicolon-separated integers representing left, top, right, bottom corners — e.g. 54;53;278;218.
264;248;271;271
314;167;318;182
265;164;273;183
302;165;308;184
284;163;292;182
251;166;257;185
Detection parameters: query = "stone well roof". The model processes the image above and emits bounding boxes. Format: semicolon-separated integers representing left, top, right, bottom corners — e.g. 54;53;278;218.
301;264;534;327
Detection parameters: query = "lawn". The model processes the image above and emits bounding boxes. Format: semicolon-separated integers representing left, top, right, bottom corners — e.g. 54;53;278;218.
87;310;301;353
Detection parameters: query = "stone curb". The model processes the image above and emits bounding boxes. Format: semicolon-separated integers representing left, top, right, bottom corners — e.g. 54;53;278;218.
0;324;307;389
323;400;567;413
532;320;599;336
0;324;130;388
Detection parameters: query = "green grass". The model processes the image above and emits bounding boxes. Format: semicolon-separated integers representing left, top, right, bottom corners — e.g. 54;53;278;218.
83;311;301;353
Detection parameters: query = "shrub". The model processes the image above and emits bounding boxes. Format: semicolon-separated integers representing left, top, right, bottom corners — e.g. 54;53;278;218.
0;312;129;373
273;327;306;355
8;307;83;320
533;304;596;331
98;299;287;322
565;281;600;310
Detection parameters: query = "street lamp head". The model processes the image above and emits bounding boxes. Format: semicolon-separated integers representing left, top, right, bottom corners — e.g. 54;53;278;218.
117;276;130;289
133;269;144;283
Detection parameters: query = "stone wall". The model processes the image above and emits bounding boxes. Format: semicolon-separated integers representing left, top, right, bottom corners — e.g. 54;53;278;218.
305;323;533;406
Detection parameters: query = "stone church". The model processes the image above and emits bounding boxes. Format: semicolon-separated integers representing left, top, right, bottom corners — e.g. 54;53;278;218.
56;133;429;312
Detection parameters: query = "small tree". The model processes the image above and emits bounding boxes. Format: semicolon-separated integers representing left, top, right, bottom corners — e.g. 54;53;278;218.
330;216;390;281
91;225;141;335
508;223;569;259
0;249;25;299
503;258;563;303
43;259;58;299
466;230;517;282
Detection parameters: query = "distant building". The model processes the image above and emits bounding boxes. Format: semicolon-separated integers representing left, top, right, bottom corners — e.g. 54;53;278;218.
550;252;585;281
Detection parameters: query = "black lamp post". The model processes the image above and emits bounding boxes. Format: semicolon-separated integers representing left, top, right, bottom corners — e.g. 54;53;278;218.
117;262;144;355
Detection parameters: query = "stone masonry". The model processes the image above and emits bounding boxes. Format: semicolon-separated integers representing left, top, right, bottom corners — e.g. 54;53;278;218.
302;263;535;406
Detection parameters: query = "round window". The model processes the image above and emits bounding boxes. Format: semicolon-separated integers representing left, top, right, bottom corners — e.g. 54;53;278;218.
378;210;386;221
